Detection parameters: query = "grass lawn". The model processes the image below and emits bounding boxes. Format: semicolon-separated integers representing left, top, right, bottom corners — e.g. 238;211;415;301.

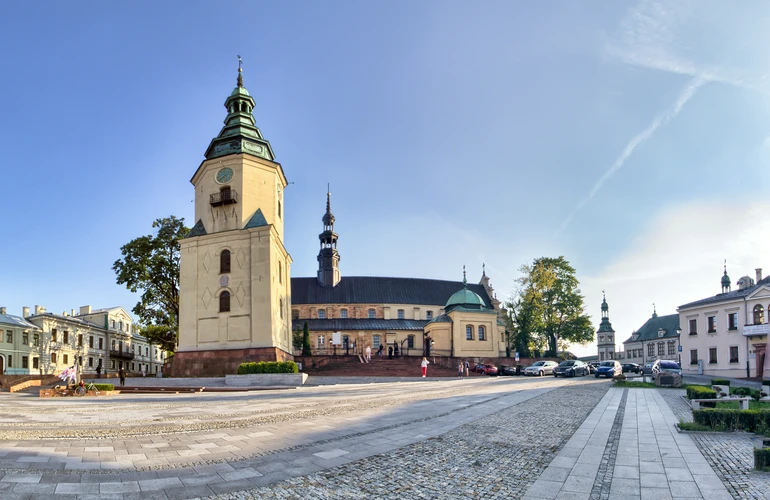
714;400;770;410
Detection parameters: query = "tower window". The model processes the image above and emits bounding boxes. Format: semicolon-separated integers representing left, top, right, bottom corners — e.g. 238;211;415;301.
219;291;231;312
278;200;281;218
279;298;284;319
220;250;231;274
278;263;282;284
368;309;375;319
478;326;486;341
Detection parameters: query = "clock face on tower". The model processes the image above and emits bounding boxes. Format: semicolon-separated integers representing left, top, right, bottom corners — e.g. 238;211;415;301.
216;167;234;184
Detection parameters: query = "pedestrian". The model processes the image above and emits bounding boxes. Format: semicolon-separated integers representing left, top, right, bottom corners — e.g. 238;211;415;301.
378;344;383;357
365;345;371;362
95;365;101;379
458;361;464;377
118;367;126;387
388;346;393;359
464;360;470;377
421;357;430;377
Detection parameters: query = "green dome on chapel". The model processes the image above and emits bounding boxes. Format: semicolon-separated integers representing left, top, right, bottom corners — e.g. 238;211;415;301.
445;266;487;312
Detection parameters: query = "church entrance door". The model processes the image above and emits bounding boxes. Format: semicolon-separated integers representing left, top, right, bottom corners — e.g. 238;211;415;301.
754;344;766;379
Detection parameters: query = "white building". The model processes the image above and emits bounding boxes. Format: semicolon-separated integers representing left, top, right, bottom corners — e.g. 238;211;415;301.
679;266;770;380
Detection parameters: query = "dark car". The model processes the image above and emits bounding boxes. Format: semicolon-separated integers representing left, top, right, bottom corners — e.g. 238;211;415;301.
641;362;654;375
553;360;589;377
622;363;641;374
499;365;517;376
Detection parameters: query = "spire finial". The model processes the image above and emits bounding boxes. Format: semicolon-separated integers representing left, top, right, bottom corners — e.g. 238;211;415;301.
326;184;331;213
602;289;606;301
724;259;727;274
237;55;244;87
463;265;467;287
482;263;486;277
652;302;658;318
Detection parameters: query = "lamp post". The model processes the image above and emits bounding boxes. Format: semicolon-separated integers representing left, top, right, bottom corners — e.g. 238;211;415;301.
676;327;682;366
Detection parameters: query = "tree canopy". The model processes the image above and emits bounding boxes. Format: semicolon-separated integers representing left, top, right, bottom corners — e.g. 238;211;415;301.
113;216;189;352
506;256;593;357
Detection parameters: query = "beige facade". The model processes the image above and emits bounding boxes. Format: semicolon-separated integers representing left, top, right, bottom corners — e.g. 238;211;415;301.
424;309;504;358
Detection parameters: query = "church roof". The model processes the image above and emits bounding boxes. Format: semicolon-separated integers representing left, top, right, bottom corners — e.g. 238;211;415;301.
678;276;770;309
187;219;207;237
295;318;428;331
291;276;493;307
244;208;269;229
622;313;679;344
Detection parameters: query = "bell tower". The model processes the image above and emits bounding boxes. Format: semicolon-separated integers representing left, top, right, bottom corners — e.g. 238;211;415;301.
597;291;616;361
317;187;341;287
176;58;293;376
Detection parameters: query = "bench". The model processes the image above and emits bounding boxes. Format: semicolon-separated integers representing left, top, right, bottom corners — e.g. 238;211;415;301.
691;397;750;411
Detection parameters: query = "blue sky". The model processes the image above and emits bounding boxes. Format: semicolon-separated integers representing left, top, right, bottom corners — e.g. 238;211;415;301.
1;1;769;356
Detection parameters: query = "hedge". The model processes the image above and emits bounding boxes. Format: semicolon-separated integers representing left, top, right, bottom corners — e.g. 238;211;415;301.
755;448;770;471
731;387;761;401
711;378;731;386
686;385;716;400
693;409;770;433
237;361;298;375
92;384;114;391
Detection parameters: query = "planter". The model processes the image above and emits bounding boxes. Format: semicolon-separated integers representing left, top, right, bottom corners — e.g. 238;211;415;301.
225;373;308;387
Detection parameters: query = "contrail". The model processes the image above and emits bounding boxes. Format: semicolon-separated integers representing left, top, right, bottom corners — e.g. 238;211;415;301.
556;76;706;236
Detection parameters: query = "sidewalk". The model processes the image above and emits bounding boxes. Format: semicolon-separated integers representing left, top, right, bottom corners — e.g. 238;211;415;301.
523;387;732;500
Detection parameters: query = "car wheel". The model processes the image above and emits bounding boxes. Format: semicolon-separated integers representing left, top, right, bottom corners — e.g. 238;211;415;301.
595;373;599;378
539;370;544;377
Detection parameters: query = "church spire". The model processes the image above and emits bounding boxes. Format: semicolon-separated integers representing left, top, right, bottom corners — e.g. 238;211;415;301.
204;56;276;161
721;260;731;293
317;186;340;287
597;290;614;332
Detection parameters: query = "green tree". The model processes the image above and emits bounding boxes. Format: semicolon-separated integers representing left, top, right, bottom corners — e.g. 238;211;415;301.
510;256;593;357
113;216;189;351
302;321;312;356
292;324;304;352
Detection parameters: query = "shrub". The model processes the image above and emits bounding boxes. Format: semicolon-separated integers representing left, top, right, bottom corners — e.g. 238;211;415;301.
93;384;114;391
711;378;731;386
693;409;770;433
677;421;712;432
236;361;299;375
686;385;717;400
732;387;762;401
754;448;770;471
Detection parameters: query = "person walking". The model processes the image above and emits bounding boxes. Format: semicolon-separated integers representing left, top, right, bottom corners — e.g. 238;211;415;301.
378;344;383;357
421;357;430;377
118;367;126;387
464;360;470;377
458;361;464;377
365;345;371;362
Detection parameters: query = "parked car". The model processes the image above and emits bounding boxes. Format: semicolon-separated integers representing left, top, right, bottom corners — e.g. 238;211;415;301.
594;360;622;378
523;361;558;376
622;363;641;374
499;365;517;376
553;360;589;377
482;365;498;376
642;362;654;375
472;364;487;374
651;360;682;380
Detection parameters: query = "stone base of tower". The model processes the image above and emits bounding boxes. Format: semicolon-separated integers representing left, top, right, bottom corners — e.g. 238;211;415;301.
170;347;294;377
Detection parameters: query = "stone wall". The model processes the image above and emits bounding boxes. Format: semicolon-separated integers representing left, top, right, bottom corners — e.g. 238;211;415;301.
170;347;293;377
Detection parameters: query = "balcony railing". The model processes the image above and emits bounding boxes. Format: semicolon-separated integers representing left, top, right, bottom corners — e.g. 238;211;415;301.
743;323;770;337
109;349;135;360
210;189;238;206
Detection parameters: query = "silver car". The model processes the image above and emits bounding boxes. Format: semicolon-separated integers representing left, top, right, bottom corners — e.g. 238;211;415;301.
651;360;682;380
523;361;558;376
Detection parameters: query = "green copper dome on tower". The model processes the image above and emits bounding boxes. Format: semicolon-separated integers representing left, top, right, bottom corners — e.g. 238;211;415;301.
445;266;487;312
204;56;276;162
597;291;614;333
721;262;731;291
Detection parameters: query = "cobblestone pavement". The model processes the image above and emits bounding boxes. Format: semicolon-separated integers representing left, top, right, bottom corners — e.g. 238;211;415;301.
659;389;770;499
201;381;610;499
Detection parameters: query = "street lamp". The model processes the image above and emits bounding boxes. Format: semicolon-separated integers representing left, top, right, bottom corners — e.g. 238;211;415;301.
676;328;682;365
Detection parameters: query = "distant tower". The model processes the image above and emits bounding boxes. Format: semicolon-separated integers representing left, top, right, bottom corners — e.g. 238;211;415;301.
597;291;616;361
721;261;731;293
317;186;341;287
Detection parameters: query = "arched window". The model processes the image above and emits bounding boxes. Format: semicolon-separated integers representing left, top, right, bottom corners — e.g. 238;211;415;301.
478;326;486;341
317;336;325;348
278;200;282;218
219;291;231;312
220;250;231;274
466;325;474;340
407;335;414;348
754;304;765;325
368;309;376;319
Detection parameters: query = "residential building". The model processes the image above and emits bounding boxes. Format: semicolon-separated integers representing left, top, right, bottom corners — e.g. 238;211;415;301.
0;307;41;375
621;308;680;366
679;266;770;379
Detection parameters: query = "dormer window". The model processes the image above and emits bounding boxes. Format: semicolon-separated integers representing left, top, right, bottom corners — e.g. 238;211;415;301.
658;328;665;338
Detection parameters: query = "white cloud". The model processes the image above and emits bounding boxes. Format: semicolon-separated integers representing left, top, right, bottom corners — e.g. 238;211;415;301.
570;200;770;357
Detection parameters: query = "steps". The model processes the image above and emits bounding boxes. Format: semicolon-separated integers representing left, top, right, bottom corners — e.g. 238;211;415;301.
302;356;476;378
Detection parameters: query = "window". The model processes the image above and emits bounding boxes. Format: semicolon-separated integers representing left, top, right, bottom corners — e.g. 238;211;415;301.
33;358;39;369
667;342;675;355
22;356;28;369
278;200;282;218
657;343;664;356
111;320;115;328
63;331;69;344
728;312;738;331
709;347;718;364
119;321;123;331
131;362;135;371
51;329;57;342
397;309;405;319
753;305;764;325
22;333;28;345
690;349;698;365
63;354;69;364
78;356;82;366
5;331;11;343
608;335;613;342
648;344;654;356
89;336;94;348
689;319;697;335
707;316;716;333
317;336;325;348
466;325;474;340
426;311;433;320
78;334;83;347
33;334;39;346
368;309;375;319
407;335;414;348
373;335;381;348
600;352;605;361
317;309;325;319
111;360;115;369
99;338;104;350
340;309;348;319
292;309;299;320
220;249;231;274
51;353;57;364
729;346;739;364
478;326;486;341
7;355;11;367
219;291;231;312
89;357;93;367
278;263;282;284
599;335;604;342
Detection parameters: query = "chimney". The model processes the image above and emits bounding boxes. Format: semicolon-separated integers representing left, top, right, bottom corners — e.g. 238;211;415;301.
22;306;30;317
0;306;6;315
71;309;76;317
63;311;68;317
80;305;91;315
757;268;763;282
34;305;46;315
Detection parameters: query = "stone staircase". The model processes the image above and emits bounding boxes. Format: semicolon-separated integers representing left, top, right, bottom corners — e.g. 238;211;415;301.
302;355;474;378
